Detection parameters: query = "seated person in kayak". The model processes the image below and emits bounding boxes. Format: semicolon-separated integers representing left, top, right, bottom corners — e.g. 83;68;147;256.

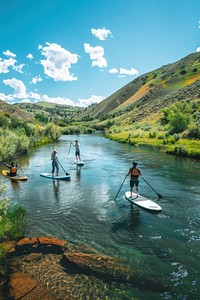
4;161;18;177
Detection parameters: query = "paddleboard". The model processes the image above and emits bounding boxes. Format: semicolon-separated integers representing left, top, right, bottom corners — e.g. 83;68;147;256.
74;161;84;166
2;170;28;181
40;173;70;180
125;191;162;212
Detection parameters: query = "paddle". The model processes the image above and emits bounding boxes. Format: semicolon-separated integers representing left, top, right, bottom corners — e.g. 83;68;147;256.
68;142;72;156
141;177;163;198
16;159;25;176
113;175;127;202
58;160;70;176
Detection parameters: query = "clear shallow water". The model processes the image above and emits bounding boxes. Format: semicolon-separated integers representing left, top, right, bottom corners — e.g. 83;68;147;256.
2;133;200;299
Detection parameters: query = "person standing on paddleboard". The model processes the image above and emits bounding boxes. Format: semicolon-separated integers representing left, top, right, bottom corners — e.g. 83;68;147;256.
71;140;81;162
51;150;59;176
126;160;142;198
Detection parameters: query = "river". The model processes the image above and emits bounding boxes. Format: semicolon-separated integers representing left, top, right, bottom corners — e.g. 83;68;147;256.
2;133;200;299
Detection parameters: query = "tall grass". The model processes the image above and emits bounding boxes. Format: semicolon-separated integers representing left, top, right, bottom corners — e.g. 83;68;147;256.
0;181;26;262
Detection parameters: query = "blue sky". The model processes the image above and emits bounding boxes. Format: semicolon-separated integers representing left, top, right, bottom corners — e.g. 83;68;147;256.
0;0;199;107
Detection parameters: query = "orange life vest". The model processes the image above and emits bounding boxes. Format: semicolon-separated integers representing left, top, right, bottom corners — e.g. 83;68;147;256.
11;167;17;174
130;167;140;180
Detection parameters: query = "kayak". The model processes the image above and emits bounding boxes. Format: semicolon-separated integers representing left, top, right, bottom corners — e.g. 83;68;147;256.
2;170;28;181
40;173;71;180
125;191;162;212
74;161;84;166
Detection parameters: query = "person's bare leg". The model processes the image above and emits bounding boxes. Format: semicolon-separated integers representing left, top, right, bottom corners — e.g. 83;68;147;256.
130;187;133;198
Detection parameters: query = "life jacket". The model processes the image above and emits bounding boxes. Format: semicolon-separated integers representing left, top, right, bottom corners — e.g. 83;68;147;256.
130;167;140;180
10;167;17;174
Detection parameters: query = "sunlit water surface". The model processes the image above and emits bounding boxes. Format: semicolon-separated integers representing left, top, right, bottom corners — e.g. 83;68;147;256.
2;134;200;299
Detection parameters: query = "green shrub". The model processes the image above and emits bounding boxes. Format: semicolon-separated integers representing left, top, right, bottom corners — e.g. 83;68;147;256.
149;131;156;138
0;182;26;243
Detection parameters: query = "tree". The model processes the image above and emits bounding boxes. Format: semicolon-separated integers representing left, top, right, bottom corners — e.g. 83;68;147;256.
161;101;192;133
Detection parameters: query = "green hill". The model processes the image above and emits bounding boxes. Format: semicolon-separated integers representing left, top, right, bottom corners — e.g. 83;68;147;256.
0;100;34;122
79;52;200;125
14;101;84;125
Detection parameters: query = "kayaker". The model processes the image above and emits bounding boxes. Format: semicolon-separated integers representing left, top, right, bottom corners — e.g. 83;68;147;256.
126;160;142;197
51;150;59;176
4;161;18;177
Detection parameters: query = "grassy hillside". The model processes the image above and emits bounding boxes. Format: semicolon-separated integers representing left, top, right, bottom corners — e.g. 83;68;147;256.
78;52;200;124
79;52;200;158
0;100;34;122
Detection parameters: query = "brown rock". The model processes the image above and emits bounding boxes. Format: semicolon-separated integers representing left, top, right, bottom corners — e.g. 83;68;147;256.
38;237;67;247
9;272;54;300
63;252;117;274
16;237;38;247
25;253;43;262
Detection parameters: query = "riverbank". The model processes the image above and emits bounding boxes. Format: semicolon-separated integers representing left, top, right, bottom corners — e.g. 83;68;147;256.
106;131;200;159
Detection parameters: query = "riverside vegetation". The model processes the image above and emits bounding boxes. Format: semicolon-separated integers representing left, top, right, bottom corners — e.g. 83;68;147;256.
0;181;26;264
13;52;200;159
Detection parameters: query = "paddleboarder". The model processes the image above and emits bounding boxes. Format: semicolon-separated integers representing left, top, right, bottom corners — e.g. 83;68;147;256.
126;160;142;198
71;140;81;162
51;150;59;176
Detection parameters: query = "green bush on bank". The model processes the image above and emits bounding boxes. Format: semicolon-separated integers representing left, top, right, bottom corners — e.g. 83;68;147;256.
0;181;26;262
0;123;62;161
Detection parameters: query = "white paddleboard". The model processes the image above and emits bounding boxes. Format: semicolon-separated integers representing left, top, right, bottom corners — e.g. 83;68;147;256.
40;173;70;180
74;161;85;166
125;191;162;212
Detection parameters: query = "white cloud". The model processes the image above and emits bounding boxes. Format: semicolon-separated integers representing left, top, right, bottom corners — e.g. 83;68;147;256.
1;80;76;106
30;75;42;84
84;43;107;68
39;42;79;81
91;28;113;41
108;67;139;77
26;53;34;60
119;68;139;76
0;57;16;74
0;92;14;101
77;95;105;107
20;99;31;103
109;68;118;74
197;47;200;52
3;50;16;57
3;78;28;98
13;63;25;74
29;92;41;101
41;94;75;106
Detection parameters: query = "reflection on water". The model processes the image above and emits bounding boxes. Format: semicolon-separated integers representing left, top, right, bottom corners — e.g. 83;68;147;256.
1;133;200;299
76;166;82;181
53;179;60;202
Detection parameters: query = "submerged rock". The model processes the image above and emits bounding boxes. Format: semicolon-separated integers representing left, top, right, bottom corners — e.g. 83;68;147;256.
3;236;169;299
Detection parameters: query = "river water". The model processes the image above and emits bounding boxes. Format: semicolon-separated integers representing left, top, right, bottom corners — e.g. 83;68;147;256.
2;133;200;299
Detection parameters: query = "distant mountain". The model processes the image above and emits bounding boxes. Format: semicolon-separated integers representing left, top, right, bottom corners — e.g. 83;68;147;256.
78;52;200;124
14;101;84;124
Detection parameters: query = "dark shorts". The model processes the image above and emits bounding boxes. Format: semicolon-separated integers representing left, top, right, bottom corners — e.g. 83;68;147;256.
75;149;80;156
130;179;139;187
